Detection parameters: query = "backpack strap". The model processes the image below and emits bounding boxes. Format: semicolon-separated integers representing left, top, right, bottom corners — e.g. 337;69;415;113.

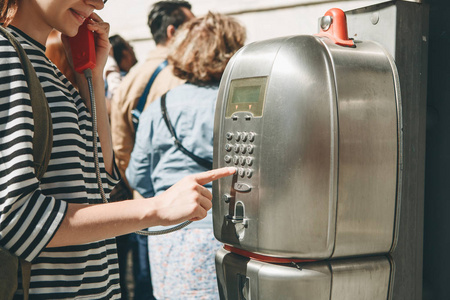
160;92;213;170
131;59;168;130
0;26;53;300
0;26;52;181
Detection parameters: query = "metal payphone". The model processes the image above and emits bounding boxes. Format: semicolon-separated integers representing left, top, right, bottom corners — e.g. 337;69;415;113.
212;9;402;260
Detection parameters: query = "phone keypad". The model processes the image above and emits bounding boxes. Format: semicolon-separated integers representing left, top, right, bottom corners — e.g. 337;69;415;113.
224;131;256;179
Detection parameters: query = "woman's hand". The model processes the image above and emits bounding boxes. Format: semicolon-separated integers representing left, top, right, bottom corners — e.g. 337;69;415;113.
151;167;237;226
61;13;110;78
84;13;111;77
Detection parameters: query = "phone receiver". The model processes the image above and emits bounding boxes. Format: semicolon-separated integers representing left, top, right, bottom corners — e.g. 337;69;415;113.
68;19;96;73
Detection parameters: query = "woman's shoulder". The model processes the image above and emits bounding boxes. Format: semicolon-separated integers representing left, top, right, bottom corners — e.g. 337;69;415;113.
0;26;47;70
0;28;21;60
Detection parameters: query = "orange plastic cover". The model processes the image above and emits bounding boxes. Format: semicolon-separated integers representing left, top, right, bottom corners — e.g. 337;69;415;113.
315;8;355;47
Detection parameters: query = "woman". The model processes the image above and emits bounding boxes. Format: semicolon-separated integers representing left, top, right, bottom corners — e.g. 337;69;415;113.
126;12;246;299
0;1;234;298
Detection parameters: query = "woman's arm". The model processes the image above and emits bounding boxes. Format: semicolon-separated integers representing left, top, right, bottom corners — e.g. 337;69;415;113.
47;167;236;247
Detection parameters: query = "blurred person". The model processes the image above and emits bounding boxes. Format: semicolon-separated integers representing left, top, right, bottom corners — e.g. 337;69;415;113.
111;0;194;191
45;29;78;89
0;0;235;299
126;12;246;299
111;1;194;299
104;34;137;115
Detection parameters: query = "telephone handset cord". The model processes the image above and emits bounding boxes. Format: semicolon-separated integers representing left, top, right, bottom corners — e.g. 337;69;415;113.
83;69;191;236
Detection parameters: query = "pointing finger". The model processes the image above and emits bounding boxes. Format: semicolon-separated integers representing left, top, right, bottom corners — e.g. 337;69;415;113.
194;167;236;186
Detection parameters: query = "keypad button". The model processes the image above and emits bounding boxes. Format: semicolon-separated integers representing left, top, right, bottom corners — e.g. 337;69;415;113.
226;132;234;140
235;132;241;142
241;132;247;142
239;157;246;166
233;156;239;165
224;155;232;163
234;144;240;153
248;132;255;142
246;157;253;166
225;144;232;152
247;145;254;154
238;168;245;177
240;145;246;154
246;169;253;178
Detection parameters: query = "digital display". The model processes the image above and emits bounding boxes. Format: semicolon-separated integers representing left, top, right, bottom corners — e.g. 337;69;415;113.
225;77;267;118
231;86;262;104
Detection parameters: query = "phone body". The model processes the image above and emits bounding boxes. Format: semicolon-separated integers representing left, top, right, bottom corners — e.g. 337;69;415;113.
68;19;96;73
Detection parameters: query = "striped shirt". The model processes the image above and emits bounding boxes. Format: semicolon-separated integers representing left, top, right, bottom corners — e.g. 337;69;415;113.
0;26;121;299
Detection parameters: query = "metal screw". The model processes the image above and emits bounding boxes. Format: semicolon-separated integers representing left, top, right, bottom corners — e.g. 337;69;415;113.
371;12;380;25
320;15;332;31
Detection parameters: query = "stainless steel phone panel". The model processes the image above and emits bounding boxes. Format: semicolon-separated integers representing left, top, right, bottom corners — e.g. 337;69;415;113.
215;248;393;300
330;256;393;300
213;34;400;259
215;248;331;300
321;38;399;257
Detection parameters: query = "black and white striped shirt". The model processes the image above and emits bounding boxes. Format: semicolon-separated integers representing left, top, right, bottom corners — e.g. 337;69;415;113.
0;26;121;299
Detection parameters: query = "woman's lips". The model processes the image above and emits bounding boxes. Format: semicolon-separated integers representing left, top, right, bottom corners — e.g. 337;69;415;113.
70;9;87;25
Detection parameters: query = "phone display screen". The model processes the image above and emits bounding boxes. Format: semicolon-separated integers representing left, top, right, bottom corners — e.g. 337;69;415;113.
225;77;267;118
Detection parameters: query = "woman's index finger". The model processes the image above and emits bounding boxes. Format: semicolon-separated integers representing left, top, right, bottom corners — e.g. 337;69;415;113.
194;167;237;186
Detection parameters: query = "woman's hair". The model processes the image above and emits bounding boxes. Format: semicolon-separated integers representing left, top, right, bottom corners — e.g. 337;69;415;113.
168;12;246;85
45;30;78;88
0;0;18;27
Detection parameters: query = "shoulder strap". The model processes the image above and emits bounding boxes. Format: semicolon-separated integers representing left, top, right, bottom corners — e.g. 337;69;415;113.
0;26;53;300
160;92;213;170
0;26;52;181
131;59;168;129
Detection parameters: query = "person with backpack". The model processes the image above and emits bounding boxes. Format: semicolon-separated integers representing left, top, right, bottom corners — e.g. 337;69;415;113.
0;1;235;299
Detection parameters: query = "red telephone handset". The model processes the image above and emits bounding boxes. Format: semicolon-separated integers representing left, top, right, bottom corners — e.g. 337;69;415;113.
68;19;96;73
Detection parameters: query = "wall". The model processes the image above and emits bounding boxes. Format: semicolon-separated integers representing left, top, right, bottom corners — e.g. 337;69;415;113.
99;0;383;63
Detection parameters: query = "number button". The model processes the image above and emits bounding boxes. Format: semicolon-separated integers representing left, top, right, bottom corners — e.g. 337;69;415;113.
240;144;246;154
248;132;256;142
235;132;241;142
225;144;232;152
226;132;234;140
241;132;247;142
246;145;254;154
234;144;240;153
246;157;253;166
224;155;232;163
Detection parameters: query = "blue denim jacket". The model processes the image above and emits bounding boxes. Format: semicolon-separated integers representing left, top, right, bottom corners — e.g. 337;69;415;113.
126;82;218;229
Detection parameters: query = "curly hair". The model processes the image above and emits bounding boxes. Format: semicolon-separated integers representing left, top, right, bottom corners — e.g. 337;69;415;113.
167;12;246;86
0;0;18;27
